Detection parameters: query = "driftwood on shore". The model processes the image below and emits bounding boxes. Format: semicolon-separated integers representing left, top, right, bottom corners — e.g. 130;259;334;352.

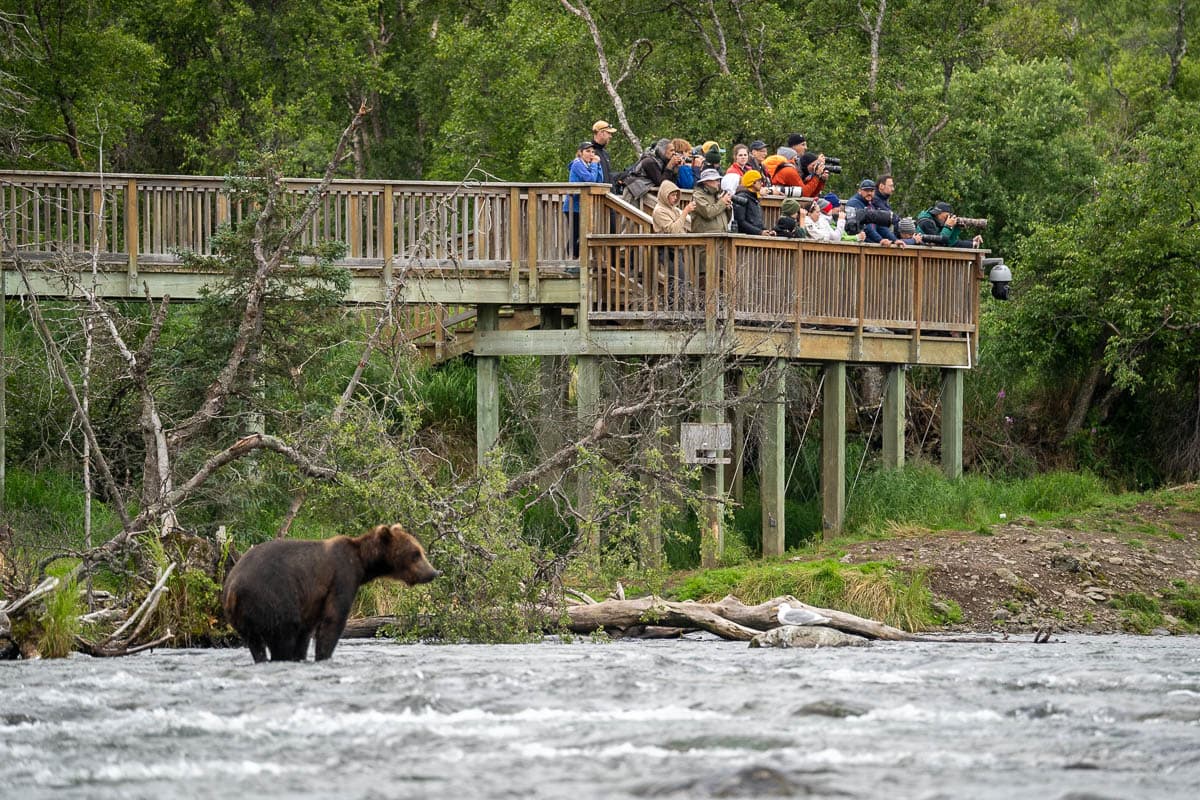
342;594;1002;643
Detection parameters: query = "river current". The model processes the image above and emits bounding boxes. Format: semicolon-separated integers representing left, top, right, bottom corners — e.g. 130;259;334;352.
2;634;1198;799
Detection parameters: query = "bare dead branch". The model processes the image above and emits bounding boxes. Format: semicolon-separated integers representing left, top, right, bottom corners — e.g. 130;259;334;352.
169;103;372;447
559;0;643;152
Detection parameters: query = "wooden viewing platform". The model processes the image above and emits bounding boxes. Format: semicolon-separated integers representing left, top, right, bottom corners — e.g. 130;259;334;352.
1;170;988;562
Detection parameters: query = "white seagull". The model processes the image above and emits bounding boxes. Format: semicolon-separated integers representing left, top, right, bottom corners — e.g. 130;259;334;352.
777;602;831;627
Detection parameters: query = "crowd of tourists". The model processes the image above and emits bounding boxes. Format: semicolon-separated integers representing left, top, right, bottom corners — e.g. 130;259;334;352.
569;120;983;249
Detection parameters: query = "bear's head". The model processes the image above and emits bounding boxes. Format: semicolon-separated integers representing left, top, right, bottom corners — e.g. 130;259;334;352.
368;524;441;585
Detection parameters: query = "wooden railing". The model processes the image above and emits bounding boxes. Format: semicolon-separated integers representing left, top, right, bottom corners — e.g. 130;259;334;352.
0;170;627;269
1;171;981;342
586;234;982;335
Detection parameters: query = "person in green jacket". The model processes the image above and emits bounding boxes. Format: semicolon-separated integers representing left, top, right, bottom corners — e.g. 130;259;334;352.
689;168;733;233
916;201;983;248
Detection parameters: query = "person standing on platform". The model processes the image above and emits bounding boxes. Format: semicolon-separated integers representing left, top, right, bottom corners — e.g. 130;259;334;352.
566;141;603;257
589;120;617;188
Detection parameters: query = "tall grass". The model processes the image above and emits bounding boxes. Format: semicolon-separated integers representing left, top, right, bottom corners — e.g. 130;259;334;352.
39;578;83;658
844;463;1108;536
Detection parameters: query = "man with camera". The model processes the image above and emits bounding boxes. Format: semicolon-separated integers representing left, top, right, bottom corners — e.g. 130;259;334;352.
847;179;903;247
689;168;734;234
916;201;985;248
867;175;921;246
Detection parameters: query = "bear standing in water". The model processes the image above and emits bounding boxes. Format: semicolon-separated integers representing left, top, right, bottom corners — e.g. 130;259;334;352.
221;524;440;662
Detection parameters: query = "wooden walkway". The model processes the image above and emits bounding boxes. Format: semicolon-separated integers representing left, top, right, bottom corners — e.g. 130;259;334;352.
1;170;986;555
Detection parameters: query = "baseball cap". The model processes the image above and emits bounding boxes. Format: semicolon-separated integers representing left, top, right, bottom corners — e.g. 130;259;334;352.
698;168;722;182
592;120;617;134
858;179;877;190
749;139;768;151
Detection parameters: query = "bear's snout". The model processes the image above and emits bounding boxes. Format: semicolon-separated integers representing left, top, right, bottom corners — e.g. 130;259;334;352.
411;563;441;584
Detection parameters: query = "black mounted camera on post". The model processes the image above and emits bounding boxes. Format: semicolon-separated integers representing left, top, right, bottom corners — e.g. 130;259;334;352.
983;257;1011;300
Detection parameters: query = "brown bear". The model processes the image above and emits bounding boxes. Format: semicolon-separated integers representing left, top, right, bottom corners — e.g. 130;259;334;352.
220;524;440;662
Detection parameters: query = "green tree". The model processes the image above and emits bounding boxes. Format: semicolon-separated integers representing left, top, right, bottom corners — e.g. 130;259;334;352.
988;98;1200;481
0;0;163;167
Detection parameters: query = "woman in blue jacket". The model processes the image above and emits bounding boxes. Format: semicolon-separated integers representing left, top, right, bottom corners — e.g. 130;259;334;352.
566;141;603;257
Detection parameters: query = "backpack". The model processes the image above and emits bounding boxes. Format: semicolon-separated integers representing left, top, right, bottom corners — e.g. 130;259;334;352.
614;147;666;199
761;154;787;182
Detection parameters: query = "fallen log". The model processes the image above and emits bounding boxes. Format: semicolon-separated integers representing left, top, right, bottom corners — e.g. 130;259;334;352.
337;594;1001;643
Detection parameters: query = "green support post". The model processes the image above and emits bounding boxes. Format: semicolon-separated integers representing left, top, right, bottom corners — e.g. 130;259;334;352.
760;359;786;557
882;365;906;469
700;354;725;568
475;304;500;466
822;361;846;540
941;367;964;479
576;354;601;555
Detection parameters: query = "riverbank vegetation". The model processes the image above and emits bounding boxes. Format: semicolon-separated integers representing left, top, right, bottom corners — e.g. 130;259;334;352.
1;2;1198;653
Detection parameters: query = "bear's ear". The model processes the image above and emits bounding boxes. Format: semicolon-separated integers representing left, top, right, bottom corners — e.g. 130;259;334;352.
388;523;410;540
370;524;391;541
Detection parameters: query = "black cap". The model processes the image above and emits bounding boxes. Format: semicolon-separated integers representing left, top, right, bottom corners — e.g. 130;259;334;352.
786;133;806;147
933;201;954;214
749;139;767;151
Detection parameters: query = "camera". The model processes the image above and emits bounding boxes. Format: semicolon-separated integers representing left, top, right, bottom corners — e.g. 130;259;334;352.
956;216;987;229
843;205;893;234
984;257;1011;300
824;157;841;166
824;164;842;174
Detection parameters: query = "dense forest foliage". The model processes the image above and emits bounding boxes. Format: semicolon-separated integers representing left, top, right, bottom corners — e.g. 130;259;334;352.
1;0;1197;488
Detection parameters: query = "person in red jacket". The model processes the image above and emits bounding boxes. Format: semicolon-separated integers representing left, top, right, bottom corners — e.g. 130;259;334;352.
768;147;804;196
797;153;830;197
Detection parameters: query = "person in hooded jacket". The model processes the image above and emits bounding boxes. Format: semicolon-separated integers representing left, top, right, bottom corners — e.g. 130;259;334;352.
651;180;695;234
731;170;774;236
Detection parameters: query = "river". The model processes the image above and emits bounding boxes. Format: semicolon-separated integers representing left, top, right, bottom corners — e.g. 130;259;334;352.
2;634;1198;799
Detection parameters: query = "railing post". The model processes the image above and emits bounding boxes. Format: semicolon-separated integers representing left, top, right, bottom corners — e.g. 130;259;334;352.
91;188;107;251
911;250;924;363
382;185;395;287
125;178;138;296
349;193;362;259
854;246;866;359
508;187;521;301
792;242;804;358
527;189;538;302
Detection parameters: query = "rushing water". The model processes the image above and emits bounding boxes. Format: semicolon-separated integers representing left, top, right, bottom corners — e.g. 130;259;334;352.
2;635;1199;799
